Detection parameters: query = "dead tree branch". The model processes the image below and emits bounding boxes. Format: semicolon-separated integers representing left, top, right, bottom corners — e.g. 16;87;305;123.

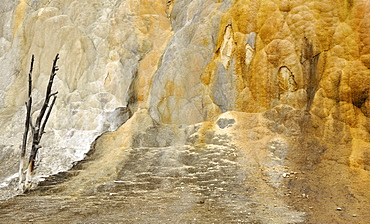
40;94;57;139
19;55;34;187
19;54;59;191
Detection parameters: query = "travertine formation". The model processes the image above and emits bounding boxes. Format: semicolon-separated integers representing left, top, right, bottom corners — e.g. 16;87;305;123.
1;0;370;223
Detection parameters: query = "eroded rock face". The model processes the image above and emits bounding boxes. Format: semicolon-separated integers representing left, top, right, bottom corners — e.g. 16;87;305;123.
0;0;172;196
1;0;370;223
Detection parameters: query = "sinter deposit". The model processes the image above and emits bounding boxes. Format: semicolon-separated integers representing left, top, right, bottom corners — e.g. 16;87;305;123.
1;0;370;223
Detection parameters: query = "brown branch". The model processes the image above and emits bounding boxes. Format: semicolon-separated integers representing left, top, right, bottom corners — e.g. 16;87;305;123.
28;130;40;165
28;144;42;174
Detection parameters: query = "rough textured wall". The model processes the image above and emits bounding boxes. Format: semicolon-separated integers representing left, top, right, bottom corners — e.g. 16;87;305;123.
1;0;370;222
0;0;173;187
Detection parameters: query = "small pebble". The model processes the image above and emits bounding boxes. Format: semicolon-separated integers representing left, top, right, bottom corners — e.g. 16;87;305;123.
336;207;342;211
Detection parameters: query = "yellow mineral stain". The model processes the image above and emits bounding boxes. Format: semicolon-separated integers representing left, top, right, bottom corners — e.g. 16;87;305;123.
13;0;29;38
129;0;173;110
201;61;216;86
163;80;185;98
193;120;214;148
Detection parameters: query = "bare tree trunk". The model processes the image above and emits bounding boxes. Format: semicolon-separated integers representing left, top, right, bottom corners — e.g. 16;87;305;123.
19;54;59;191
19;55;34;190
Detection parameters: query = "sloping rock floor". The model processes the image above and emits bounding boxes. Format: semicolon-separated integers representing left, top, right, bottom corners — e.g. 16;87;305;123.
0;144;303;223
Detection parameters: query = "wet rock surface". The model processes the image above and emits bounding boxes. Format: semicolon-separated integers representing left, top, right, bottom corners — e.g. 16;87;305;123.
0;144;303;223
2;110;370;223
